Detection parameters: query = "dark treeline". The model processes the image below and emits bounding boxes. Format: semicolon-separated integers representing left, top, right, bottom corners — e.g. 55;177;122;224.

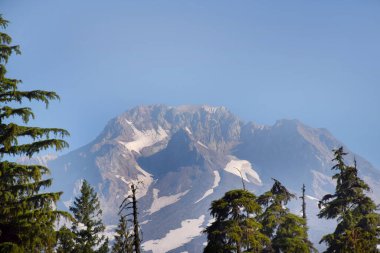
0;14;379;253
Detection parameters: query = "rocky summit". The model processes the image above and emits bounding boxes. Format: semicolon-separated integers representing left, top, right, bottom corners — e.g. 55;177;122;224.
41;105;379;253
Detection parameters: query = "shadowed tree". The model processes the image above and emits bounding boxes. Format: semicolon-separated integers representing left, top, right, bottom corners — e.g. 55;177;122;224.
204;189;270;253
258;179;316;253
0;14;70;252
318;147;380;252
56;225;75;253
112;212;133;253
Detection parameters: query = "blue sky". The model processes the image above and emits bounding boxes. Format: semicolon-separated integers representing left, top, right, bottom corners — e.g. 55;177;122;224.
2;1;380;168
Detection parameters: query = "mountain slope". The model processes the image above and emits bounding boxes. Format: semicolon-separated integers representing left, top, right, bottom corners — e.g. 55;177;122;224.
45;105;379;252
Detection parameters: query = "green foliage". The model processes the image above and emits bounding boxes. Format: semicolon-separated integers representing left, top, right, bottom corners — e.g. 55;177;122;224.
0;242;23;253
70;180;108;253
257;179;295;239
318;147;380;253
272;213;313;253
56;225;76;253
112;215;133;253
258;179;316;253
204;189;270;253
0;14;70;251
98;238;109;253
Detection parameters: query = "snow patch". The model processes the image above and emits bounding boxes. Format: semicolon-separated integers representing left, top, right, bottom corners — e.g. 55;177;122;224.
202;105;219;113
195;171;220;203
197;141;209;149
148;188;189;214
224;159;262;185
119;120;168;154
115;165;153;199
141;220;151;225
306;195;319;201
184;127;192;135
142;215;205;253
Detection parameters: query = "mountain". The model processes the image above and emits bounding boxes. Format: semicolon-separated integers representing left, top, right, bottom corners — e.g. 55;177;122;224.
43;105;379;252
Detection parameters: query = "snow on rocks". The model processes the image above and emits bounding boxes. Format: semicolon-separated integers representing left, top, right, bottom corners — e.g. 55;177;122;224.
142;215;205;253
224;159;262;185
184;127;192;135
148;188;189;214
195;171;220;203
306;195;319;201
115;164;153;199
119;120;168;154
197;141;209;149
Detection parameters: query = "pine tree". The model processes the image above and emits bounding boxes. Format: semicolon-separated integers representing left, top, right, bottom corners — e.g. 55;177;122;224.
70;180;108;253
318;147;380;252
258;179;315;253
0;14;70;252
112;215;133;253
204;189;270;253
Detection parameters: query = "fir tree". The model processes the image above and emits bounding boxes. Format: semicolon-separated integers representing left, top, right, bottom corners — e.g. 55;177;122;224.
258;179;315;253
56;225;75;253
0;14;70;252
204;189;270;253
318;147;380;252
70;180;108;253
112;215;133;253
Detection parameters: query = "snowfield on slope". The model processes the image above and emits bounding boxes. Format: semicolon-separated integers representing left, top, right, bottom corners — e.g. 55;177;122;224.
224;159;262;185
118;119;168;154
148;189;189;214
195;170;221;203
115;165;153;199
142;215;205;253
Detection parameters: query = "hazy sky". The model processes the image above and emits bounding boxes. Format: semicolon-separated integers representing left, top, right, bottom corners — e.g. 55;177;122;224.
2;1;380;168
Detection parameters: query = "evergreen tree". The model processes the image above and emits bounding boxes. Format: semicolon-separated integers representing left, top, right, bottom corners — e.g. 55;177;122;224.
258;179;315;253
204;189;270;253
98;238;109;253
0;14;70;252
318;147;380;252
119;183;141;253
70;180;108;253
112;215;133;253
56;225;75;253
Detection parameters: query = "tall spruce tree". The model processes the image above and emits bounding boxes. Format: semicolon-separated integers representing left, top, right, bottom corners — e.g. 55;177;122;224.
204;189;270;253
318;147;380;252
70;180;108;253
258;179;316;253
112;215;133;253
0;14;70;252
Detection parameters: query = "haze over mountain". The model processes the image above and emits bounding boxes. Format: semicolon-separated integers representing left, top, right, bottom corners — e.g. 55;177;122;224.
35;105;379;253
